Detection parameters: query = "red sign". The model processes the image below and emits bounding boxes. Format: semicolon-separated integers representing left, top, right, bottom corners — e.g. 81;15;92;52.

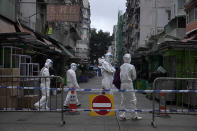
92;95;112;115
47;5;80;22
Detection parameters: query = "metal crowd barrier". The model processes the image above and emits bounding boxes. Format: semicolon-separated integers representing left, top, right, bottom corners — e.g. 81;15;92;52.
1;76;197;127
152;77;197;128
63;85;197;127
0;76;65;125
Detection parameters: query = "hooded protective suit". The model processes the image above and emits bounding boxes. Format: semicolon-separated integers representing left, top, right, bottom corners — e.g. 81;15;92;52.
119;54;142;120
64;63;81;107
34;59;53;109
101;52;115;94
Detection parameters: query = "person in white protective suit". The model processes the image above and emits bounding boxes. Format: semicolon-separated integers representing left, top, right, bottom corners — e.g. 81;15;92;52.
119;54;142;120
64;63;81;108
101;52;116;94
34;59;53;109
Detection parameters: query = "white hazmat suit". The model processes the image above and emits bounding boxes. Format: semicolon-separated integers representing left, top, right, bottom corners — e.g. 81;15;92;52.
101;52;116;94
64;63;81;108
34;59;53;109
119;54;142;120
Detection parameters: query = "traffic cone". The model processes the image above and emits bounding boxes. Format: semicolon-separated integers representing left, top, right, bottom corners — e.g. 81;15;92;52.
68;86;78;113
159;92;169;117
101;87;105;95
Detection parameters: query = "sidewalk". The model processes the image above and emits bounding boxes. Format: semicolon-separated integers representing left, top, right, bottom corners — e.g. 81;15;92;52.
0;76;197;131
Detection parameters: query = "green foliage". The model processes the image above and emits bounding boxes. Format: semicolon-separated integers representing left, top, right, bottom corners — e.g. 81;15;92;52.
89;29;113;64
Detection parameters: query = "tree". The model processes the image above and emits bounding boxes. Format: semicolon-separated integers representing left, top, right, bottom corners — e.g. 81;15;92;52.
89;29;113;64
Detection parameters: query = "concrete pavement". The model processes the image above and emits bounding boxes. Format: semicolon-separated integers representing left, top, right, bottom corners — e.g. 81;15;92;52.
0;76;197;131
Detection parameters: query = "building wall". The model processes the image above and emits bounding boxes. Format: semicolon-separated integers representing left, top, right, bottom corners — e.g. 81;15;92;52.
124;0;171;53
75;0;90;60
75;40;89;59
168;28;186;39
112;25;118;63
185;1;197;36
170;0;185;20
19;0;37;30
139;0;153;48
0;18;16;33
139;0;170;48
163;0;186;39
0;0;16;22
35;0;83;49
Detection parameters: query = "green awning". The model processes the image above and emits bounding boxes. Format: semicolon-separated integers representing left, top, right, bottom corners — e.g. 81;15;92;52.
56;42;75;58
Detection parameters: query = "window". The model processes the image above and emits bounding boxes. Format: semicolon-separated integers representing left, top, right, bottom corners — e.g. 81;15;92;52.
166;10;171;21
186;12;189;24
178;0;185;9
0;48;3;67
178;17;186;28
4;47;11;68
189;8;195;23
195;6;197;20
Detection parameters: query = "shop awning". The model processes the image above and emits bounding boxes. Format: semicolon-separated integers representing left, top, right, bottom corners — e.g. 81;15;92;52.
181;34;197;42
0;32;63;56
46;36;75;58
0;18;15;33
16;23;75;58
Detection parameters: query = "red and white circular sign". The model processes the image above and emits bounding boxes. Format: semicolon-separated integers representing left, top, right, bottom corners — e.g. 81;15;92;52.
92;95;112;115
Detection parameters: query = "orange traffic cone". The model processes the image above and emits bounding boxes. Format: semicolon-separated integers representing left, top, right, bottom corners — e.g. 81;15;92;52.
68;86;78;113
159;92;168;117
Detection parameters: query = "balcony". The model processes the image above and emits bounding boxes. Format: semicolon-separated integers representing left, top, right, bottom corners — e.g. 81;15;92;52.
185;0;196;6
185;0;197;11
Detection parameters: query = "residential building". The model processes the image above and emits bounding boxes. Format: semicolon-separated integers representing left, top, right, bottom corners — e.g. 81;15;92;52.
116;11;123;65
124;0;171;55
36;0;82;52
122;12;128;54
162;0;186;42
18;0;90;57
75;0;91;62
111;25;118;64
0;0;89;76
185;0;197;39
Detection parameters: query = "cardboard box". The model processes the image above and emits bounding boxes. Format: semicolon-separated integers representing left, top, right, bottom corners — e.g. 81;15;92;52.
18;95;40;108
0;88;24;97
0;96;18;108
0;68;20;86
0;81;20;87
0;88;17;96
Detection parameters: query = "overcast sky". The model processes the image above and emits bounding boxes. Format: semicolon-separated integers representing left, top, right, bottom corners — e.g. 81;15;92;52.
89;0;126;35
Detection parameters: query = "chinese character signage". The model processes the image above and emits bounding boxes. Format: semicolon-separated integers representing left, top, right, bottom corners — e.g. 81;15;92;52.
47;5;80;22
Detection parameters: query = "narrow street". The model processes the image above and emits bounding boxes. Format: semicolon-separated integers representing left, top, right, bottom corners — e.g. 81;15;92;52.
1;0;197;131
0;76;197;131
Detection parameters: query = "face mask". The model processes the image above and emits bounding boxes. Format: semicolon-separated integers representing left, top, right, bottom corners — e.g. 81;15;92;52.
49;62;53;68
106;55;113;63
73;66;77;71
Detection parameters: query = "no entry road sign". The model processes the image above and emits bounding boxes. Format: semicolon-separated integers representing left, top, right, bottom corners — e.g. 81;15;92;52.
89;94;114;116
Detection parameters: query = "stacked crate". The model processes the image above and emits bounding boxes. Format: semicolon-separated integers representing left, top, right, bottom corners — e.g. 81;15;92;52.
0;68;21;108
0;68;40;108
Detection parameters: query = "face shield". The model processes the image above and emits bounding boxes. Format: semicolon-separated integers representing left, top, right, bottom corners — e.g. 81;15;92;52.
123;54;131;63
46;59;53;68
105;52;113;63
71;63;78;71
